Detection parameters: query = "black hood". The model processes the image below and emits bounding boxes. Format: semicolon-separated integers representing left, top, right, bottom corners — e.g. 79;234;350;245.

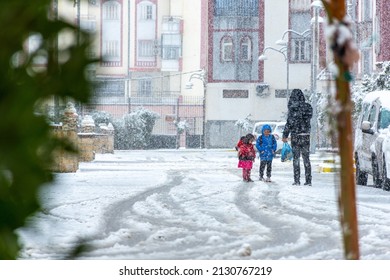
288;89;306;108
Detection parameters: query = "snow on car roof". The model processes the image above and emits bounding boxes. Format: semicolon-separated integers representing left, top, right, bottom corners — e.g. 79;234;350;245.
363;90;390;109
253;121;285;126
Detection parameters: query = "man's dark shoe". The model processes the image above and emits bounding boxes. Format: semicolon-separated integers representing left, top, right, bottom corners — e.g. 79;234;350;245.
292;182;300;186
304;182;312;186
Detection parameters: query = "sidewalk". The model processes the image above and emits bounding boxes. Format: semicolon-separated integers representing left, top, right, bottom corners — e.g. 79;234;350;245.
311;151;355;173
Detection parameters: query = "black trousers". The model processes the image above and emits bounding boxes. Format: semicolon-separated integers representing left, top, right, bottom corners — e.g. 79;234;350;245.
259;160;273;178
291;134;312;184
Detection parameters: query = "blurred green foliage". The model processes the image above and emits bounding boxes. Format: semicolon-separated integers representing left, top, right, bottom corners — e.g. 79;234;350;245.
0;0;93;259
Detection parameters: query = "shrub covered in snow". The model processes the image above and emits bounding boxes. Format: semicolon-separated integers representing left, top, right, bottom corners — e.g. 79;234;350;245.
112;107;160;149
174;119;190;135
235;115;252;132
91;110;112;126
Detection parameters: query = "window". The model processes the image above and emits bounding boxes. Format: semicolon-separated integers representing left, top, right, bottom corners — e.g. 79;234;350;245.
146;5;153;19
363;0;372;21
368;105;377;127
361;103;371;122
103;1;119;20
141;4;154;20
221;36;233;62
222;90;248;98
289;8;311;63
290;0;311;11
379;109;390;130
240;37;252;61
138;40;154;57
361;49;372;75
102;1;121;65
291;38;311;62
161;34;181;60
139;79;152;96
214;0;259;17
163;47;180;60
103;40;119;58
163;20;180;32
275;89;288;98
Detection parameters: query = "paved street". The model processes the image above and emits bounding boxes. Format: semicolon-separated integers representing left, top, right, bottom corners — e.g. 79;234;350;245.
18;149;390;260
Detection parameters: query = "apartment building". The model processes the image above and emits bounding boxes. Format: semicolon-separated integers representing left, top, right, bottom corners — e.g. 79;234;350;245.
58;0;388;148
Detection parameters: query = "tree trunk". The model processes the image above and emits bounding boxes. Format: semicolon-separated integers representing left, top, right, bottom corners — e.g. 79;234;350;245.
321;0;360;259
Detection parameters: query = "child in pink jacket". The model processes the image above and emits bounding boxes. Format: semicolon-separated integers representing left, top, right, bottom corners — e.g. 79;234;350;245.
238;134;256;182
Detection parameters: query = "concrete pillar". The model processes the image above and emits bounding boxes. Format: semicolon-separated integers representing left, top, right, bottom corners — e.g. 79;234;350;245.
179;133;186;148
78;115;96;162
107;123;115;153
51;102;79;172
80;115;95;133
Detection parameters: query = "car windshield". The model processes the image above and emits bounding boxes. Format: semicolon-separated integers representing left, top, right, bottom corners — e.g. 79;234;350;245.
255;124;276;134
274;124;285;133
379;108;390;129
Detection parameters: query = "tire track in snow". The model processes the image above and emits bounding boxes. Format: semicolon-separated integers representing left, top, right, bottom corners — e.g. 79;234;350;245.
100;170;183;238
233;181;342;259
91;170;235;258
87;168;269;259
233;182;305;257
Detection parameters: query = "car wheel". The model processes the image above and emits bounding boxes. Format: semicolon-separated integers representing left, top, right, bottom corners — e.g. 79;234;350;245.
355;155;368;186
382;158;390;191
372;154;382;188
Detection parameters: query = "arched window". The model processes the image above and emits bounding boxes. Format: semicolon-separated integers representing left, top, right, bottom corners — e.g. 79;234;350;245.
221;36;233;62
102;0;122;66
290;2;311;63
240;36;252;61
140;4;154;20
136;0;157;66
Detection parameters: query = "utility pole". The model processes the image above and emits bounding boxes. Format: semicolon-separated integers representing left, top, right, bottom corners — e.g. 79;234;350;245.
310;3;320;154
321;0;360;260
53;0;60;124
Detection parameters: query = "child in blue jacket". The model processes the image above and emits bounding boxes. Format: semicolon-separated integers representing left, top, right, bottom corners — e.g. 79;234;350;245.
255;124;277;182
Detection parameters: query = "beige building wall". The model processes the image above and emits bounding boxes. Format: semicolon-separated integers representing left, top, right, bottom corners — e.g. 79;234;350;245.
181;0;203;96
58;0;315;147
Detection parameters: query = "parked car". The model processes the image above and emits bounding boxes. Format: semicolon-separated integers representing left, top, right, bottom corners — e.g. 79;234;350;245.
252;121;286;154
354;90;390;190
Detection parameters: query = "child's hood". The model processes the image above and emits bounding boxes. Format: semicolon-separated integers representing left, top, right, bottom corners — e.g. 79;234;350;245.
261;124;272;134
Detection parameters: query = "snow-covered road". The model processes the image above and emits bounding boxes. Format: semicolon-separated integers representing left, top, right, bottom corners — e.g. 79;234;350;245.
17;149;390;259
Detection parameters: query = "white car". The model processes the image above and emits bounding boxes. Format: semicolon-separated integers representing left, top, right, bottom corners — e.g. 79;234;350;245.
252;121;286;154
354;90;390;190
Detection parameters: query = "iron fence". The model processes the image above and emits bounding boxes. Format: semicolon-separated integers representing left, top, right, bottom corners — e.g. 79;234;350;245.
80;93;204;148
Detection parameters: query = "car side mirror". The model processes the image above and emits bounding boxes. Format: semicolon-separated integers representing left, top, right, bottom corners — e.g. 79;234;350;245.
361;121;374;134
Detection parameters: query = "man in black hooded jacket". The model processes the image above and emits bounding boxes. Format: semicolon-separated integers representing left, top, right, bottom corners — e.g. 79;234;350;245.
282;89;313;186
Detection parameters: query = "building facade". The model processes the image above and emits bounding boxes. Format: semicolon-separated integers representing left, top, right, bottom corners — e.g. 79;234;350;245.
57;0;388;149
204;0;316;147
60;0;205;148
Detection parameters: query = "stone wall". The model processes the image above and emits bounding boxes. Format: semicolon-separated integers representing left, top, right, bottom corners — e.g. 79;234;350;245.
50;103;115;172
94;123;114;154
78;133;95;162
77;117;114;162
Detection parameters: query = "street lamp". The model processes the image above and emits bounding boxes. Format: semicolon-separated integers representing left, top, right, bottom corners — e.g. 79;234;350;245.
274;29;311;100
310;0;323;154
258;46;288;99
185;70;207;149
275;29;311;48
